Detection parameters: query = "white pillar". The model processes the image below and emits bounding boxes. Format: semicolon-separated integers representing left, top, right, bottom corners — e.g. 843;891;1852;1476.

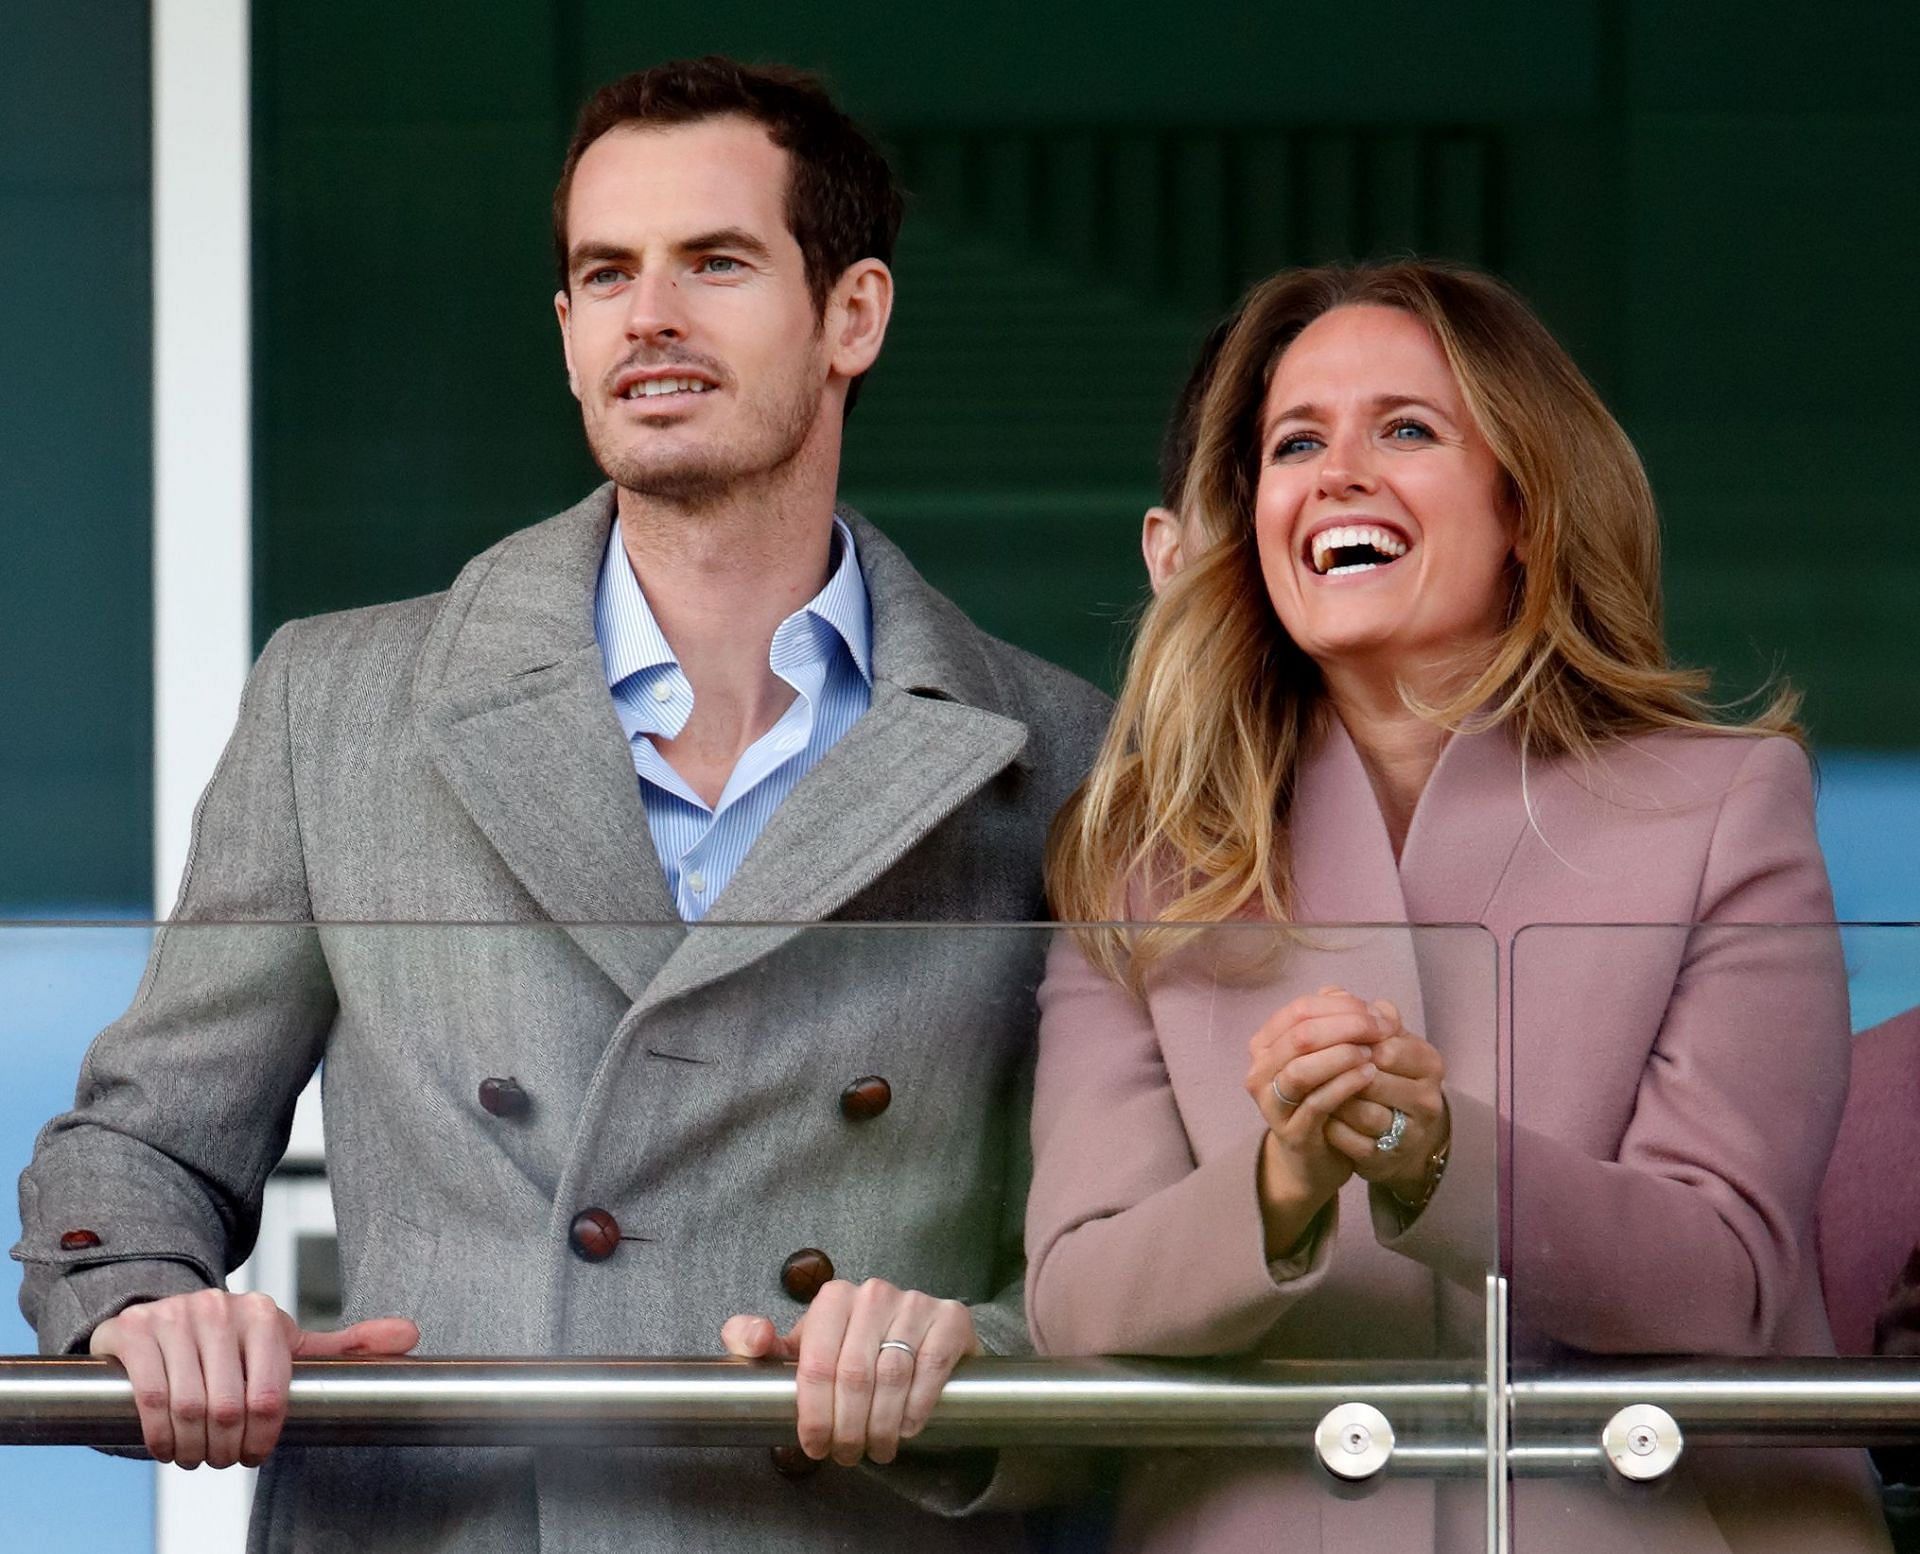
152;0;256;1546
153;0;253;909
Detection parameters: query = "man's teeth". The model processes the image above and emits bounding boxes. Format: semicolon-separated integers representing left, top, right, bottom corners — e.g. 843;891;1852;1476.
1309;524;1411;575
624;377;713;399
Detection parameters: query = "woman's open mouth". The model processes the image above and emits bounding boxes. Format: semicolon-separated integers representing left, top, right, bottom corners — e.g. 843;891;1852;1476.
1305;523;1410;577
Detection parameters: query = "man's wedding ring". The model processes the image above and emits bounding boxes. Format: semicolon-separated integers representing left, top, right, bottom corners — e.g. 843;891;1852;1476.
1270;1076;1302;1109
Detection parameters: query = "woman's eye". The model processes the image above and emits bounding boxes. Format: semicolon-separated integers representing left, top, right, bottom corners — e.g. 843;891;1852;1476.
1271;433;1322;460
1386;419;1434;442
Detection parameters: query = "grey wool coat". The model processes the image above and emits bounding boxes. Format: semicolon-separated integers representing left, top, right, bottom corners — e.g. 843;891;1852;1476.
13;486;1112;1553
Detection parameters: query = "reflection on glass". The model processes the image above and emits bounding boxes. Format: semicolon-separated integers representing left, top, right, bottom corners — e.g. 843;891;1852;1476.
1509;922;1915;1553
1028;920;1495;1551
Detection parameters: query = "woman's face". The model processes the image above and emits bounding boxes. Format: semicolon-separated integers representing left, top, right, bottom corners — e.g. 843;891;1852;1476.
1253;304;1521;687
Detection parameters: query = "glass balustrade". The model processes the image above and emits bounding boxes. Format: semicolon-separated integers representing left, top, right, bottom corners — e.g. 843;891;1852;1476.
7;919;1917;1552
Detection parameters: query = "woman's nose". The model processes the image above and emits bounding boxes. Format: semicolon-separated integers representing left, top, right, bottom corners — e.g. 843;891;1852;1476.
1315;433;1378;498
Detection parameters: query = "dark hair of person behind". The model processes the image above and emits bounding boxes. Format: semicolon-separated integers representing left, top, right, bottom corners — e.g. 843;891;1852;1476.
1157;317;1235;510
552;56;904;318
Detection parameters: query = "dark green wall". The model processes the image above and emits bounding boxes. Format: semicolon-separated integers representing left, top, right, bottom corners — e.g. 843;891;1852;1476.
251;2;1920;744
1;7;152;910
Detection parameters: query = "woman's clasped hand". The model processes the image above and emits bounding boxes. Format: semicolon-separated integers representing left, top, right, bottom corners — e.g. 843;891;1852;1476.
1245;985;1448;1253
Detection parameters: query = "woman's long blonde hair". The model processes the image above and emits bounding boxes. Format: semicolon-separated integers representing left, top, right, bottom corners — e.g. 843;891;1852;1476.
1048;260;1799;982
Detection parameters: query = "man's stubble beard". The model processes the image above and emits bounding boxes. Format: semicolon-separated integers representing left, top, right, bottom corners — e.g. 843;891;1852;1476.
586;366;823;508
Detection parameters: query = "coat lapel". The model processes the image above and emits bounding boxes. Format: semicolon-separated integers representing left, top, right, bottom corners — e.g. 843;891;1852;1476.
632;513;1031;1019
413;486;680;1002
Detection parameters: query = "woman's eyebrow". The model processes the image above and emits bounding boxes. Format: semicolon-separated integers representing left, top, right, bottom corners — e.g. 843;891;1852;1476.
1265;393;1454;433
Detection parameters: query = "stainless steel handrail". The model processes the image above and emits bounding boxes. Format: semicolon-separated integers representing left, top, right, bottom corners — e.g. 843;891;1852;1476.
3;1356;1918;1462
0;1357;1482;1451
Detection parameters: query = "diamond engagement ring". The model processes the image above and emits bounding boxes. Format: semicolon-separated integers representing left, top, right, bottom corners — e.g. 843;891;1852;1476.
1269;1076;1302;1109
1375;1108;1409;1152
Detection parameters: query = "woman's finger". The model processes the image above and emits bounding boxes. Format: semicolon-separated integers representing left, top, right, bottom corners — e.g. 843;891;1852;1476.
1251;1045;1370;1130
1251;1011;1386;1073
1248;993;1372;1054
1329;1095;1399;1139
1370;1033;1446;1080
1278;1060;1379;1138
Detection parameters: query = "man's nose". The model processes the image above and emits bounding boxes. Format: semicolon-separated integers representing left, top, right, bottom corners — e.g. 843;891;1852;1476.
622;269;688;343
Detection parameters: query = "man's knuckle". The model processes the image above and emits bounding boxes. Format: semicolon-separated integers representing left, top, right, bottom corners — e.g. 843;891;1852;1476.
174;1398;207;1425
795;1358;839;1388
209;1396;246;1428
136;1387;171;1413
248;1387;286;1416
835;1361;874;1393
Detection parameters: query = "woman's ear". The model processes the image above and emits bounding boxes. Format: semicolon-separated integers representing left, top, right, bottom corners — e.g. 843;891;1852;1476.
1142;505;1184;595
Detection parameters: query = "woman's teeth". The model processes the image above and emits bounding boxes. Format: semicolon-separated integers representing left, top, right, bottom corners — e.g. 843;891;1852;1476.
1309;524;1410;576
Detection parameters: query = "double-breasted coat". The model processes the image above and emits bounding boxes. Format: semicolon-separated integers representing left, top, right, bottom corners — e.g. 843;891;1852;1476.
1028;718;1892;1553
14;486;1111;1553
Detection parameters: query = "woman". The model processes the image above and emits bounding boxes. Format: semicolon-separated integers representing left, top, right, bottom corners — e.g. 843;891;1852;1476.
1027;261;1889;1552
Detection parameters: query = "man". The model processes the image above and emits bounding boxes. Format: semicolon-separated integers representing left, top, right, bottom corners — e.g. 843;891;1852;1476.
14;57;1108;1552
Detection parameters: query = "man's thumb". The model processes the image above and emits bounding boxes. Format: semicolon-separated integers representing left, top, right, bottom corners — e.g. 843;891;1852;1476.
292;1316;421;1359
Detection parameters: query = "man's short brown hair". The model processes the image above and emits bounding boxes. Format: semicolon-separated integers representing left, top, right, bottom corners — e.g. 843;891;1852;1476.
552;55;903;316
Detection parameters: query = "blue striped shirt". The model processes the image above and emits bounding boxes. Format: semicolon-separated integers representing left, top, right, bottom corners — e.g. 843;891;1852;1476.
593;518;874;922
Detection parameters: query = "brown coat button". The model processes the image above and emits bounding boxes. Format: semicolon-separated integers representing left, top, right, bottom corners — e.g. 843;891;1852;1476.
838;1076;892;1121
59;1230;103;1252
780;1248;835;1302
478;1077;532;1120
569;1208;621;1262
769;1444;821;1480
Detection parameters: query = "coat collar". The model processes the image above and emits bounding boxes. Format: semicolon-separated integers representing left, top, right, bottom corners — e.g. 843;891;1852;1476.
411;485;1031;1007
1289;714;1533;928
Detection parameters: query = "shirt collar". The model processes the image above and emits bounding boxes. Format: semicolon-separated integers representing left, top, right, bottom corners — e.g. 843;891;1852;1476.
595;516;873;694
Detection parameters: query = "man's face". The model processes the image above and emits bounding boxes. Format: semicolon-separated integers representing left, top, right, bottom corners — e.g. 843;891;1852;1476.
555;117;831;503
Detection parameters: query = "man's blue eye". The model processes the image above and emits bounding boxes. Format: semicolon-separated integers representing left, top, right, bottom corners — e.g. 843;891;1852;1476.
702;256;740;273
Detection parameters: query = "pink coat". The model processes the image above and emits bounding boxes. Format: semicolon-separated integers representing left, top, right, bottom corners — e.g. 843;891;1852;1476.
1028;721;1890;1553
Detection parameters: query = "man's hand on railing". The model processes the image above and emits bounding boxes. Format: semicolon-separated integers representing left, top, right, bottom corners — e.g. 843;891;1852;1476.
87;1289;419;1468
720;1279;980;1466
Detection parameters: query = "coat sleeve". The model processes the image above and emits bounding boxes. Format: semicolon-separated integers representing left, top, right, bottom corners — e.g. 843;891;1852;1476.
1394;736;1847;1355
12;624;336;1355
1025;926;1333;1358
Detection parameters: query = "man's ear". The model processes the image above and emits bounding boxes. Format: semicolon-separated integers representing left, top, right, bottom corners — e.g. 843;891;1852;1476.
1142;506;1185;595
554;289;580;399
825;259;894;382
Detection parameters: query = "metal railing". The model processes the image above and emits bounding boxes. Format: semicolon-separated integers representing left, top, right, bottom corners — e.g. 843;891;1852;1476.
6;1355;1919;1485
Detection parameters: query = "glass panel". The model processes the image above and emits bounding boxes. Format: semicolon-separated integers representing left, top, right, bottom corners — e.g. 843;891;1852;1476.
1507;922;1920;1554
2;921;1497;1551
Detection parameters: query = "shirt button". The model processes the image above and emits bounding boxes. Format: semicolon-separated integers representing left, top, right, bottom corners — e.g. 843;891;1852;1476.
780;1248;835;1303
651;681;673;703
839;1076;892;1121
569;1208;622;1263
686;871;707;895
